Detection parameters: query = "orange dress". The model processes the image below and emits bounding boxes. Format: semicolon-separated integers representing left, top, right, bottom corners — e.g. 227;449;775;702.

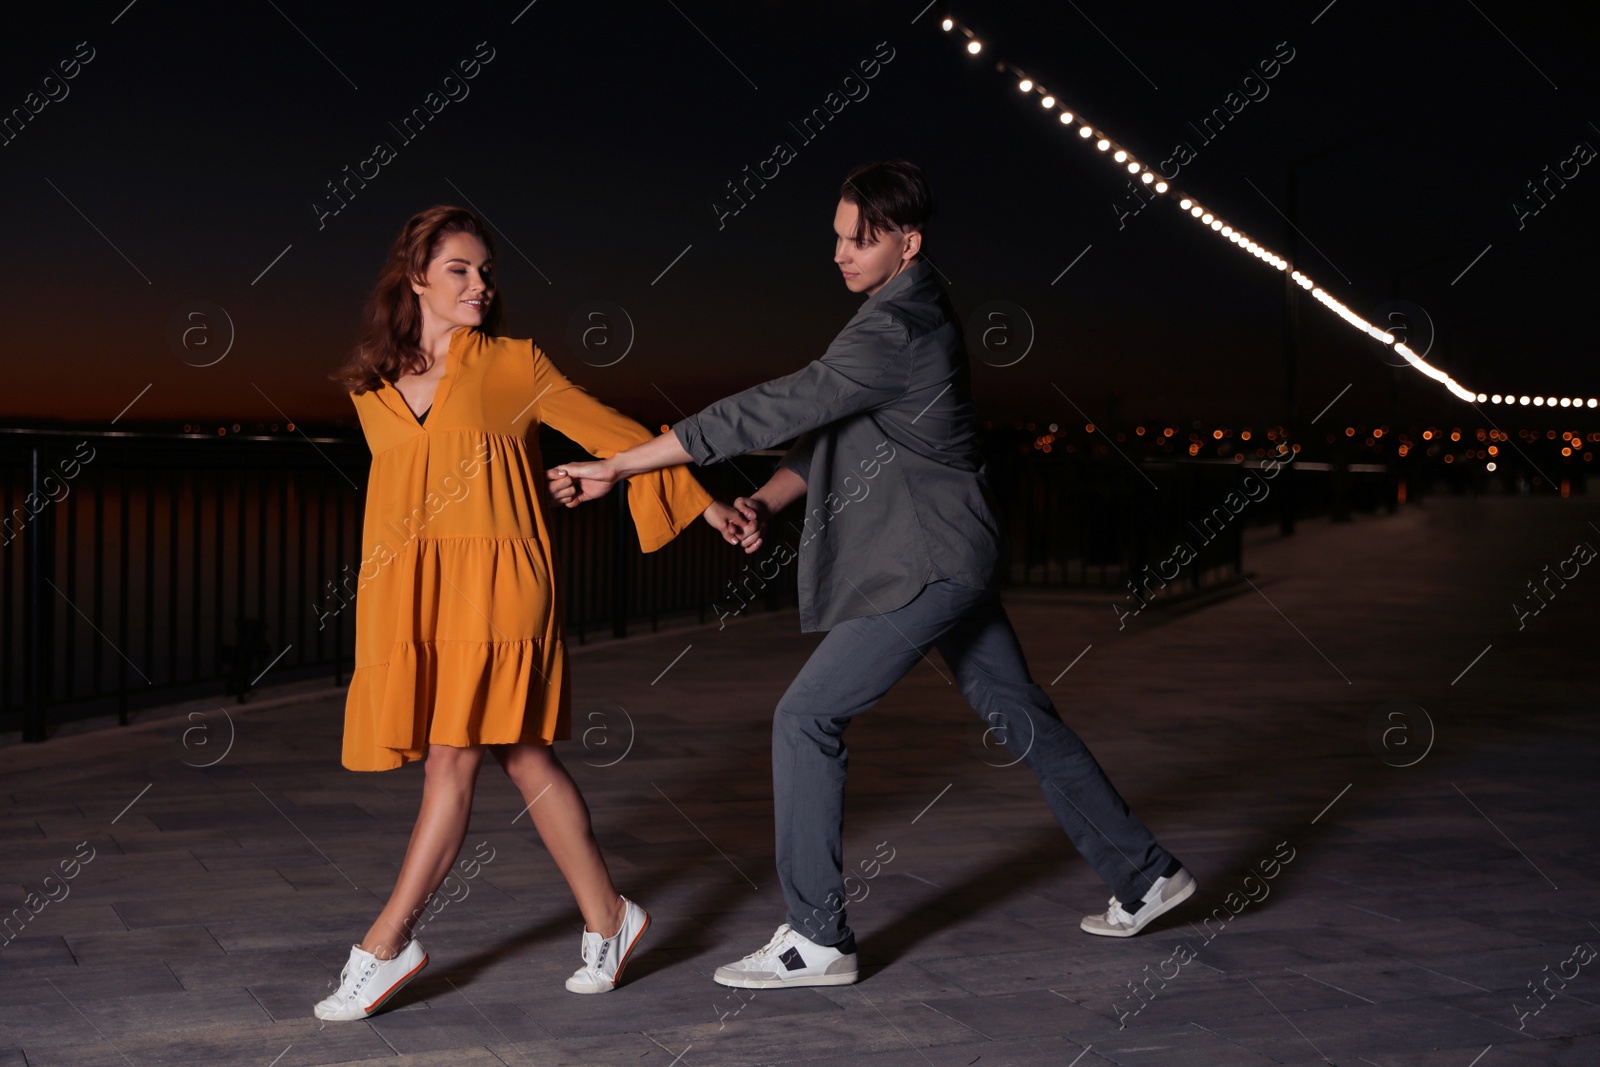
341;326;712;770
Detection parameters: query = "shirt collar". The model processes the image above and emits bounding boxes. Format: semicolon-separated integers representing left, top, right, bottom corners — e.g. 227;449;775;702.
862;257;932;309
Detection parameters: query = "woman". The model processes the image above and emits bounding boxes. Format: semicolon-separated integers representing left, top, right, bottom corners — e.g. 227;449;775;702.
315;205;745;1020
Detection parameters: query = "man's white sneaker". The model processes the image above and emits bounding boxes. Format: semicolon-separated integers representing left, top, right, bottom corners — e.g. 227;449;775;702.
565;896;650;994
1081;867;1197;937
313;939;428;1020
713;923;859;989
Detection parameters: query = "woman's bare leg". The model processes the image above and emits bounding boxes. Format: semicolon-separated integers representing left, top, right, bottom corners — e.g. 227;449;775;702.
493;742;625;937
360;743;486;959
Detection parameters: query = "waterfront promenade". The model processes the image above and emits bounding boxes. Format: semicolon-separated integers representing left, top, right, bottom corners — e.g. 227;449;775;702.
2;496;1597;1066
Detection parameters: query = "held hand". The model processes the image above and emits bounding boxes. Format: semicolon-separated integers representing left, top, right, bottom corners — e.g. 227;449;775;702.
549;459;621;506
703;500;759;552
545;468;578;507
730;496;770;555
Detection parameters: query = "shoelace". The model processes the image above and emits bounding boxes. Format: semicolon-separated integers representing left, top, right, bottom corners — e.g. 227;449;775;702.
331;957;379;1002
739;924;795;963
577;933;604;974
1106;895;1137;924
576;920;625;978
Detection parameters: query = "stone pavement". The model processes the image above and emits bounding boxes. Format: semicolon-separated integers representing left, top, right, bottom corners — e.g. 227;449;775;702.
2;496;1598;1066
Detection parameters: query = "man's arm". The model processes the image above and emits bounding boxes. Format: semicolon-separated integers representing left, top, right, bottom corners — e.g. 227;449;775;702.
554;427;693;505
672;311;908;466
555;311;906;502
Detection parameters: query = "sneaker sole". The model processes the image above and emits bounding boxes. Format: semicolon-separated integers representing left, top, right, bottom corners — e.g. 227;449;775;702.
314;953;429;1021
712;969;859;990
566;909;652;994
1081;875;1197;938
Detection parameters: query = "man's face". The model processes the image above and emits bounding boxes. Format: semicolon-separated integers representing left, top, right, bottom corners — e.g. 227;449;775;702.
833;198;919;296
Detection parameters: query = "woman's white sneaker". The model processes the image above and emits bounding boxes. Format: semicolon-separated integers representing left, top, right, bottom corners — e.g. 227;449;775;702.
1081;867;1197;937
565;896;650;994
713;923;859;989
313;939;428;1020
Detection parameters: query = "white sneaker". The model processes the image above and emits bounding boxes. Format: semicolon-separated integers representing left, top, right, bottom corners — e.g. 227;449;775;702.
313;939;428;1020
713;923;859;989
565;896;650;994
1081;867;1197;937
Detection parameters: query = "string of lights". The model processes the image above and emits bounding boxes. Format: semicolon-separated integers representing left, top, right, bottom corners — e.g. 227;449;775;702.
936;15;1595;411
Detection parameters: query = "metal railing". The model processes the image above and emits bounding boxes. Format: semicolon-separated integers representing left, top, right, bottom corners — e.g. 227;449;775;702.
5;427;1394;740
1;429;788;739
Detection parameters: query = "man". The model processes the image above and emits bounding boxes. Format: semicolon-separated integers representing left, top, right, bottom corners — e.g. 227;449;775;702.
554;161;1194;989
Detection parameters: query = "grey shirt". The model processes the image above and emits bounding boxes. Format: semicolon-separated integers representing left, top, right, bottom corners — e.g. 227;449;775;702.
671;258;1003;632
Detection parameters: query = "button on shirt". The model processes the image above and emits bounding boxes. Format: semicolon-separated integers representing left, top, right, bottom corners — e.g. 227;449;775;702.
671;258;1003;632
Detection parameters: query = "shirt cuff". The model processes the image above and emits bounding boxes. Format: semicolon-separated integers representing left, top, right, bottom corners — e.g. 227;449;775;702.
670;418;720;466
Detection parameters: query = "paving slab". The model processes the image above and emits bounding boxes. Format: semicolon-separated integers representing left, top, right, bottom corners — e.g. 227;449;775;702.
2;498;1599;1065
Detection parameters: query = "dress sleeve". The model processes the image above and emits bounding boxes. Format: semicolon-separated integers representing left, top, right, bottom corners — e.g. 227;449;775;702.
531;343;713;553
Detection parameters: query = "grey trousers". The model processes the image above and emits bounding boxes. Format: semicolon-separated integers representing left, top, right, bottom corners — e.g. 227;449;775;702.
772;578;1176;949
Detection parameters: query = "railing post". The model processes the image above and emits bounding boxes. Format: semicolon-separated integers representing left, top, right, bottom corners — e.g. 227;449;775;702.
613;484;631;640
23;444;53;742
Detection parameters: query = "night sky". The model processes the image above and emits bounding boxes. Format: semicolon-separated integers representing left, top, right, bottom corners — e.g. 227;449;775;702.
5;1;1595;430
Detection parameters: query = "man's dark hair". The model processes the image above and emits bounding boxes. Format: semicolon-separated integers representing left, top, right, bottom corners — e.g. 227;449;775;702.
840;160;936;243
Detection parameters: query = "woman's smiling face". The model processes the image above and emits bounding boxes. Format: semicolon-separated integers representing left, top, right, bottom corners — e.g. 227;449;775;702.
412;230;495;331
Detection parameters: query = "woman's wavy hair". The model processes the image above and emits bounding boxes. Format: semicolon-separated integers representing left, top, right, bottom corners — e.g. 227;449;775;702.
330;205;504;394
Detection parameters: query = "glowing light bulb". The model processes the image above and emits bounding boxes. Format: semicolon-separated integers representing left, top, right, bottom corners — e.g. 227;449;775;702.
1201;213;1213;223
1210;220;1222;230
1018;79;1033;92
967;40;982;54
942;17;954;30
1590;399;1598;408
1491;394;1502;403
1096;138;1110;151
1561;397;1572;407
1141;171;1155;183
1520;396;1531;405
1535;397;1545;405
1154;182;1168;192
1041;95;1055;108
1127;162;1140;173
1114;150;1127;162
1079;126;1094;138
1180;199;1193;209
1059;112;1073;124
1191;206;1203;217
1477;393;1488;403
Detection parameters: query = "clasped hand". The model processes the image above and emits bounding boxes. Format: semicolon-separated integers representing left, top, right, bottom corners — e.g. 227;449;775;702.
545;462;768;554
